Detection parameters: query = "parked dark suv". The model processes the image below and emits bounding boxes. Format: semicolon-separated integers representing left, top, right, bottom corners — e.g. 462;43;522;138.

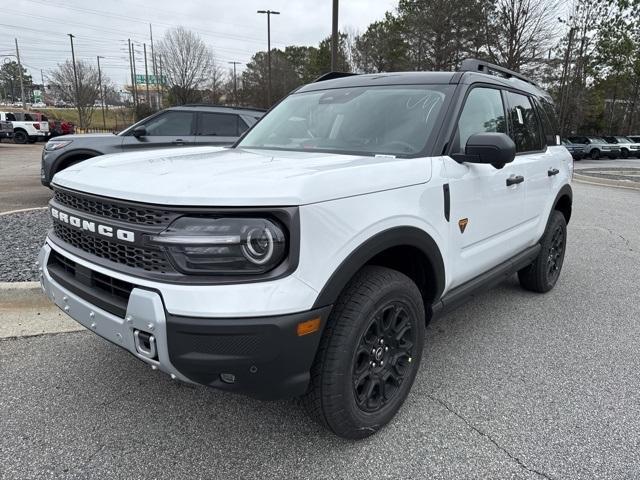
41;105;265;187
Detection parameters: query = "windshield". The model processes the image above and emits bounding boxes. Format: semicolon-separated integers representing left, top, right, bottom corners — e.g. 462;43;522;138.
238;85;450;157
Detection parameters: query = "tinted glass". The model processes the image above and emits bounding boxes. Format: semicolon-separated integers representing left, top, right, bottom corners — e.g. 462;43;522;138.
457;87;506;151
506;92;543;152
6;113;16;121
143;111;194;136
197;113;238;136
239;85;450;156
238;118;249;134
536;98;559;146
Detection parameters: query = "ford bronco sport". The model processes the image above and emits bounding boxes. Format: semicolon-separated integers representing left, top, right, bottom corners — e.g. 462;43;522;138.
38;59;572;439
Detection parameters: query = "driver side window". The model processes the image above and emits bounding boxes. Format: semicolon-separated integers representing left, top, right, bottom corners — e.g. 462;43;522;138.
142;111;194;136
456;88;506;152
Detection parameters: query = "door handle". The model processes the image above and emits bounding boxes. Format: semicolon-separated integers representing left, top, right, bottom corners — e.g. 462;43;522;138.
506;175;525;186
172;139;185;145
547;168;560;176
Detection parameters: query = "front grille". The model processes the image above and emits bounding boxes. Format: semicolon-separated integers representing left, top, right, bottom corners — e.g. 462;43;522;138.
48;250;135;318
53;223;172;273
54;189;174;226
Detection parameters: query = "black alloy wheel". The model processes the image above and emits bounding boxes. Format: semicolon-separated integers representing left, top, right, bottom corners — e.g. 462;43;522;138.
352;301;416;413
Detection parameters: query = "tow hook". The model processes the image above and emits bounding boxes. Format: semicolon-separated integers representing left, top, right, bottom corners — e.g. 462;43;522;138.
133;330;157;360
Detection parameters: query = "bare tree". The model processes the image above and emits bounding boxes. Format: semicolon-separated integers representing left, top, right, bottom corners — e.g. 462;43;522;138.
49;60;104;128
485;0;561;73
157;27;214;105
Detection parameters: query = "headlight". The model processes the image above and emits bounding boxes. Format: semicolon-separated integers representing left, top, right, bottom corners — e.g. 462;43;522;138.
149;216;287;274
45;140;73;151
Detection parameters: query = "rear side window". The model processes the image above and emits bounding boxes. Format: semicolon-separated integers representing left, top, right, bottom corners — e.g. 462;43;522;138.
143;111;194;136
6;113;16;121
506;92;543;153
535;98;559;146
456;87;507;151
197;113;240;136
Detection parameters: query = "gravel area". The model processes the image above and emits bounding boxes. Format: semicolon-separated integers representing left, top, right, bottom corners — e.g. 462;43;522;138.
0;209;50;282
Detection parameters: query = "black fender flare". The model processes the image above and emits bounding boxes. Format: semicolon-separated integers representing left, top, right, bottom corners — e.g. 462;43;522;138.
552;183;573;223
311;226;446;309
52;149;103;175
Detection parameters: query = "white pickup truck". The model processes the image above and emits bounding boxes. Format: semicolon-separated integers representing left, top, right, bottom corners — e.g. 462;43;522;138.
0;111;49;144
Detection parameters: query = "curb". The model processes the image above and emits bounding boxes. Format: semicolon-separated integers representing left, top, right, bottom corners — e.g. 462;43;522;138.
0;281;40;290
0;206;48;216
573;174;640;191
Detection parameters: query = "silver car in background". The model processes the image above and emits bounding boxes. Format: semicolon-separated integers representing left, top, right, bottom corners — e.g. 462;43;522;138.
568;136;620;160
603;136;640;158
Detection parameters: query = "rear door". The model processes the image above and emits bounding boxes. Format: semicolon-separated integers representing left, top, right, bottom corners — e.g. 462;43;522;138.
121;110;196;152
504;91;562;234
444;86;529;287
194;112;248;146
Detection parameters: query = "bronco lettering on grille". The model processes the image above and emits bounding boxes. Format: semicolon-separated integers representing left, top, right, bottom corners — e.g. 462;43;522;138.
51;207;135;243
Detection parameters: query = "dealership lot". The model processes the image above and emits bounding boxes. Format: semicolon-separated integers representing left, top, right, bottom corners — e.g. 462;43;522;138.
1;163;639;478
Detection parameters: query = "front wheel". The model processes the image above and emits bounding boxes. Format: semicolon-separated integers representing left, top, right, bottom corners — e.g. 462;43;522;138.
518;211;567;293
302;266;425;439
590;149;600;160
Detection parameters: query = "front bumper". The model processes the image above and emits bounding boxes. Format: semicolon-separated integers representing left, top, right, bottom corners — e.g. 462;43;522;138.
38;244;331;400
0;131;13;138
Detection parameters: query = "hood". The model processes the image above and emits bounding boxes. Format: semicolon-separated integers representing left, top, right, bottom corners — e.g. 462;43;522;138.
50;133;114;141
52;146;431;206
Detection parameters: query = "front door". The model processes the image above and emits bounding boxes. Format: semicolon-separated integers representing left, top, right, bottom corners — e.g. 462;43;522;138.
195;112;248;146
121;110;196;152
444;86;529;288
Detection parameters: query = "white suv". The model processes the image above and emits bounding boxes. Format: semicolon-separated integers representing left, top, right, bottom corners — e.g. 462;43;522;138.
38;59;572;439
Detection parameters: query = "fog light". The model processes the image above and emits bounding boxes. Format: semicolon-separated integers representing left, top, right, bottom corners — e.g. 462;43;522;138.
297;317;321;336
220;373;236;384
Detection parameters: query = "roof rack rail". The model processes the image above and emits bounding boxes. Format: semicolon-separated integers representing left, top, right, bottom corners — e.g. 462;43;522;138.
459;59;538;87
313;71;359;83
179;104;267;112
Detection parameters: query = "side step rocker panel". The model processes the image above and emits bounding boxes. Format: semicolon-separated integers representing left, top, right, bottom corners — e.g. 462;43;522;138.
431;244;541;318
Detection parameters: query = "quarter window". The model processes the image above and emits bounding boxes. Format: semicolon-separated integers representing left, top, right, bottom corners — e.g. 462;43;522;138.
456;88;507;152
506;92;543;153
143;111;194;136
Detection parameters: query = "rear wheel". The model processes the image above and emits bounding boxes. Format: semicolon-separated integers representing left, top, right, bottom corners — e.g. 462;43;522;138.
302;266;425;439
518;211;567;293
13;130;28;144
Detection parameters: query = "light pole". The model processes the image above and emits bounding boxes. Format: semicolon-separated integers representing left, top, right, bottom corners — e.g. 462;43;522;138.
67;34;82;127
228;61;241;106
14;39;26;109
257;9;279;107
331;0;339;71
96;55;106;129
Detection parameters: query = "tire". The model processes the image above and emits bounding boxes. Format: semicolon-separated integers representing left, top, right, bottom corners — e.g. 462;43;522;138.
621;149;629;159
13;130;28;144
518;211;567;293
590;149;600;160
302;266;425;439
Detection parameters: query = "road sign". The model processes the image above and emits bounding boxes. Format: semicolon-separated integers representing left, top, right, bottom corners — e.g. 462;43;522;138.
134;74;165;85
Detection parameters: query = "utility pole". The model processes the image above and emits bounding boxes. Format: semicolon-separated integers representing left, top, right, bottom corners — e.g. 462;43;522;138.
257;9;279;107
150;24;157;108
331;0;339;71
127;39;136;107
14;38;26;110
96;55;106;129
131;41;139;109
143;43;150;105
228;61;241;106
558;27;575;137
67;34;82;127
158;54;164;109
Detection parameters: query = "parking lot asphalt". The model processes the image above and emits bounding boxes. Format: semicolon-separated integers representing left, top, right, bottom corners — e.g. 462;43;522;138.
1;181;639;480
0;143;52;214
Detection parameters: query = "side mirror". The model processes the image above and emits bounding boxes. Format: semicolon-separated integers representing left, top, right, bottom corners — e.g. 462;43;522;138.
452;132;516;169
132;125;147;138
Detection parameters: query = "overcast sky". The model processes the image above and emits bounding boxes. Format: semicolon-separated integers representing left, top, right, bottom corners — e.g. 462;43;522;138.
1;0;397;89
